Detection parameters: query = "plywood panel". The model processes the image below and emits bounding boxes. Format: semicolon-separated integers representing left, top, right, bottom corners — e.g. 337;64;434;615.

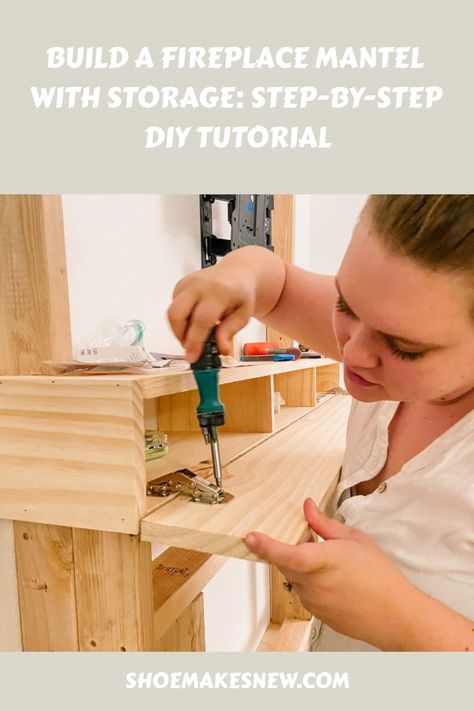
142;395;351;560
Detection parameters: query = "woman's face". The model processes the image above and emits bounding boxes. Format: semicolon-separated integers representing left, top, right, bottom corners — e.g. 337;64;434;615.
333;214;474;403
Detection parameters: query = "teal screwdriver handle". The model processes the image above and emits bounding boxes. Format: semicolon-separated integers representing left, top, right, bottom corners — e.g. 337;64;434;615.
193;368;224;421
191;328;225;427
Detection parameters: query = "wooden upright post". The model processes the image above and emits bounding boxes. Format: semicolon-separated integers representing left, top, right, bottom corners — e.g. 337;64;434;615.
266;195;295;348
0;195;71;649
0;195;154;651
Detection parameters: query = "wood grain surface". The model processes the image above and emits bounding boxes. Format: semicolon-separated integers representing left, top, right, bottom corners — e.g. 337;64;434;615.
141;395;351;559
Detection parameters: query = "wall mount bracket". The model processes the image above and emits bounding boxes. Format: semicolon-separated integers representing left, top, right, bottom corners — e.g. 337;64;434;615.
200;194;274;268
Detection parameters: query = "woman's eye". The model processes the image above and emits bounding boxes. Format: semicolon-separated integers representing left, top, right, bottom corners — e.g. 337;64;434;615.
335;295;356;318
387;341;424;361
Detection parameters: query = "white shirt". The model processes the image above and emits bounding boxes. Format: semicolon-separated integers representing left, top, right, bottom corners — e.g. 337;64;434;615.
313;399;474;652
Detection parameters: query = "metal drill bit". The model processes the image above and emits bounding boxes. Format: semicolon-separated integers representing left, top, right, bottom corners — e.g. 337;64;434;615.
208;425;223;489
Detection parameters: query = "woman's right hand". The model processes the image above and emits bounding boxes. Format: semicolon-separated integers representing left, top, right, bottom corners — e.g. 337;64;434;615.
167;252;259;362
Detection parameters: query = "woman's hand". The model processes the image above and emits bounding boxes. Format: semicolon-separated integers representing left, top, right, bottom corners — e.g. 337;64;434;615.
245;499;450;650
167;246;285;362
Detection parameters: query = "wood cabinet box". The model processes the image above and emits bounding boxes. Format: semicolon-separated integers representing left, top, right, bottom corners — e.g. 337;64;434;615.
0;359;348;560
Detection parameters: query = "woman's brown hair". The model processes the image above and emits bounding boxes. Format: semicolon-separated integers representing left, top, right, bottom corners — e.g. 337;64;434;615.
365;196;474;277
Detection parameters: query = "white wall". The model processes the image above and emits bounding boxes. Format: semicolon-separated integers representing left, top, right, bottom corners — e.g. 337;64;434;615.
62;195;201;354
294;195;311;269
308;195;368;274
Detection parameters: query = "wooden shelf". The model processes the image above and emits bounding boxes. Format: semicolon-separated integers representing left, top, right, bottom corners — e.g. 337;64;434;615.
0;359;344;539
146;401;339;515
141;395;351;561
138;357;336;399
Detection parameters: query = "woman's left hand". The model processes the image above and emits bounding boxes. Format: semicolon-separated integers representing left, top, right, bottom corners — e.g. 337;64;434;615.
244;499;416;650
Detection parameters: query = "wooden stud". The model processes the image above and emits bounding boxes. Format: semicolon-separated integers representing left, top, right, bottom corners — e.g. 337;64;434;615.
266;195;295;348
14;522;78;651
0;195;72;651
155;593;205;652
0;195;72;375
270;566;311;625
73;530;154;652
0;520;23;650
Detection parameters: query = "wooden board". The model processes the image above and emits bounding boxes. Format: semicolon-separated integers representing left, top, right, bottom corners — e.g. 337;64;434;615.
274;368;317;407
14;522;78;650
0;358;336;398
73;530;154;651
145;407;319;515
152;547;226;641
136;358;335;399
141;395;351;560
270;566;311;625
158;377;274;433
0;195;72;651
155;593;205;651
0;520;23;650
0;378;146;533
267;195;295;349
317;363;342;393
257;619;312;652
0;195;72;375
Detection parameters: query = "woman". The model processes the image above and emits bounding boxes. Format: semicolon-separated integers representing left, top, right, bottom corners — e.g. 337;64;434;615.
168;195;474;651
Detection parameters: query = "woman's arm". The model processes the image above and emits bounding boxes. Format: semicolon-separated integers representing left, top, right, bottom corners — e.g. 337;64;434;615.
245;499;474;652
168;245;341;362
390;584;473;652
260;261;341;360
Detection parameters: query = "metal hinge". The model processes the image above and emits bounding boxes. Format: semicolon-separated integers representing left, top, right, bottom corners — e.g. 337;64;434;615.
147;468;233;505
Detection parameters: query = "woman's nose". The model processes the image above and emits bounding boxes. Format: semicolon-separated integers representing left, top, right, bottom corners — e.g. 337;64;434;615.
341;324;380;369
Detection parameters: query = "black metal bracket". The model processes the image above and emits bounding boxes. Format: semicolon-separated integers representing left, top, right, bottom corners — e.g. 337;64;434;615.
200;194;274;268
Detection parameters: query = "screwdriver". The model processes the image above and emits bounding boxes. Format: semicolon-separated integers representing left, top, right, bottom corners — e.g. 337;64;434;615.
190;328;225;488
